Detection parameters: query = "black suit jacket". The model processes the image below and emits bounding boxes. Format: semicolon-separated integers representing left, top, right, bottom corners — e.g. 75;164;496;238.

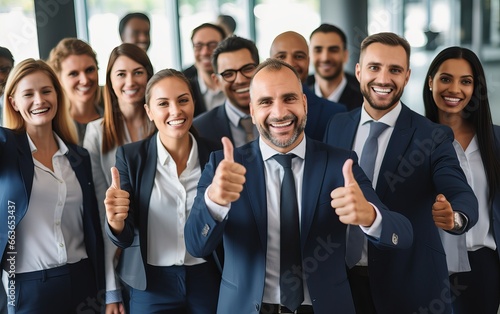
306;72;363;111
183;65;210;117
193;105;233;144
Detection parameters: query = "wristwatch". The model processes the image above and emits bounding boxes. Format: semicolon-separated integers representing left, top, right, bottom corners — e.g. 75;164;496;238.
453;212;464;230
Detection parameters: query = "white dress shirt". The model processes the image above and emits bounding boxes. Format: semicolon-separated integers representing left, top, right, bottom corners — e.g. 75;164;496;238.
147;133;207;266
197;74;225;111
15;133;87;273
453;136;496;251
314;75;347;103
225;101;258;147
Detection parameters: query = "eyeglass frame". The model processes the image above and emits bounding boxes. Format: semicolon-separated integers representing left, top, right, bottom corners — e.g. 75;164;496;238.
192;41;219;52
217;63;258;83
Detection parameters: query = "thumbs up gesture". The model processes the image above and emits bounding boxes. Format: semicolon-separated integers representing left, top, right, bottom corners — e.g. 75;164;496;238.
104;167;130;234
330;159;376;227
432;194;454;230
207;137;246;206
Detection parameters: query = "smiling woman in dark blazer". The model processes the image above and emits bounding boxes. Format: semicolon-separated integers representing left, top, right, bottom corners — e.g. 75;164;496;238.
104;68;221;313
0;59;104;314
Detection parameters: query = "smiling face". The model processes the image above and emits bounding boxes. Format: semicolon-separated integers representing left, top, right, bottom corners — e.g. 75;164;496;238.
59;54;98;106
192;27;224;73
357;42;410;119
310;32;348;81
9;71;58;133
144;76;194;144
250;66;307;153
122;17;150;51
270;32;310;83
428;58;474;120
110;55;148;107
215;48;256;113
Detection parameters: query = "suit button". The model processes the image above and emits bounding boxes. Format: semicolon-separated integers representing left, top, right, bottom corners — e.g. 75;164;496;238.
201;224;210;237
392;233;399;245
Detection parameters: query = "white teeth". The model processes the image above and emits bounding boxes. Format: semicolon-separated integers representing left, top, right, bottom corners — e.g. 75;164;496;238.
235;87;249;93
168;119;185;126
31;108;49;114
271;121;292;128
373;87;392;94
123;89;138;95
77;86;91;92
444;97;460;103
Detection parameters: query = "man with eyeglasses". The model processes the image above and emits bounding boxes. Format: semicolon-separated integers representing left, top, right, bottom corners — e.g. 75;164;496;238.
183;23;227;117
0;46;14;127
193;35;259;148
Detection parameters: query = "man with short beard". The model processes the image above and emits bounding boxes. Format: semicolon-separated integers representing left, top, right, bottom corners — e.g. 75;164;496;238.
185;58;413;314
324;32;478;314
307;24;363;111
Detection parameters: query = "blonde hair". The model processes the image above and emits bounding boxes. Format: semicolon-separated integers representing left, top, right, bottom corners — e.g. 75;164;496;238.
3;58;78;144
47;38;101;109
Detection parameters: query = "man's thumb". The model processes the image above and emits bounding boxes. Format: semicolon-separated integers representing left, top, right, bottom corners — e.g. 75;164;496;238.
343;159;356;187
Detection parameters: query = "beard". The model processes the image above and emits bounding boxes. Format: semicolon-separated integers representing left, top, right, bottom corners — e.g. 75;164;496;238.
317;62;343;81
257;114;307;149
361;83;403;112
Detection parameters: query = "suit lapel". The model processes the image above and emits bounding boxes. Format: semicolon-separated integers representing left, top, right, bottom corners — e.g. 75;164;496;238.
138;136;158;247
301;139;326;249
216;106;234;143
240;141;268;250
376;104;416;198
339;110;360;149
16;132;33;223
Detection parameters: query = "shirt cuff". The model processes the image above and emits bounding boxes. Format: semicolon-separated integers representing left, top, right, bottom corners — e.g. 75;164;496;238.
105;289;123;304
359;202;382;239
204;184;231;222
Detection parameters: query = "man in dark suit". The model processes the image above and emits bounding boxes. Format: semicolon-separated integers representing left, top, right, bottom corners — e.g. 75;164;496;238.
324;32;478;314
306;24;363;111
193;36;259;147
183;23;227;117
270;31;346;141
185;58;413;314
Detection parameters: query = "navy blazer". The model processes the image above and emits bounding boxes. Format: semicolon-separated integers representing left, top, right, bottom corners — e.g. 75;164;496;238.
193;105;233;145
0;128;105;292
106;133;222;290
323;104;479;313
185;137;413;314
306;72;363;111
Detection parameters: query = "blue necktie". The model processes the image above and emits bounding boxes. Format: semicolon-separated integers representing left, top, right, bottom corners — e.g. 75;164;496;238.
273;154;304;311
346;121;389;268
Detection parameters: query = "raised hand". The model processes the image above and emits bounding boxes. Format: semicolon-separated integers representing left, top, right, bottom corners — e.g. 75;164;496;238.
432;194;454;230
330;159;376;227
104;167;130;234
207;137;246;206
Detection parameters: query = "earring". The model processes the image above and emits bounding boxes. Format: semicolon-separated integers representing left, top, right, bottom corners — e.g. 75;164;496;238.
429;87;432;91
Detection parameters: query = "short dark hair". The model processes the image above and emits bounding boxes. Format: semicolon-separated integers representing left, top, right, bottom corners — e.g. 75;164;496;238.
360;32;411;67
119;12;150;38
310;23;348;49
211;36;259;74
191;23;227;42
0;46;14;64
217;14;236;33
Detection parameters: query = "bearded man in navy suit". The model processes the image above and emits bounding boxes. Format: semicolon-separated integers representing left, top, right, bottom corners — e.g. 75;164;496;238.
185;58;414;314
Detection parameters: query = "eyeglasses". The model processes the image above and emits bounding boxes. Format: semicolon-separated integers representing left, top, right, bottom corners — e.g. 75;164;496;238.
193;41;219;52
218;63;257;83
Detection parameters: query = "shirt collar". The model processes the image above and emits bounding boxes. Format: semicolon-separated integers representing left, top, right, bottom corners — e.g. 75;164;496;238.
27;132;69;156
197;73;208;94
156;132;198;172
259;135;306;162
360;101;402;127
225;100;251;127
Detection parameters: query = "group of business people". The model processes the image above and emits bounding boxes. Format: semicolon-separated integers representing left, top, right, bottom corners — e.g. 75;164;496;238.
1;21;499;314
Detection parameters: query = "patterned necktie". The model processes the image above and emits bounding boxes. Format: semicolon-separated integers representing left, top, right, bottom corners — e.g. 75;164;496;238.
239;117;255;143
273;154;304;311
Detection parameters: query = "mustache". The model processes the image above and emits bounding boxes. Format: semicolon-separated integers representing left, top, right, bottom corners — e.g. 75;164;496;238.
266;114;297;124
